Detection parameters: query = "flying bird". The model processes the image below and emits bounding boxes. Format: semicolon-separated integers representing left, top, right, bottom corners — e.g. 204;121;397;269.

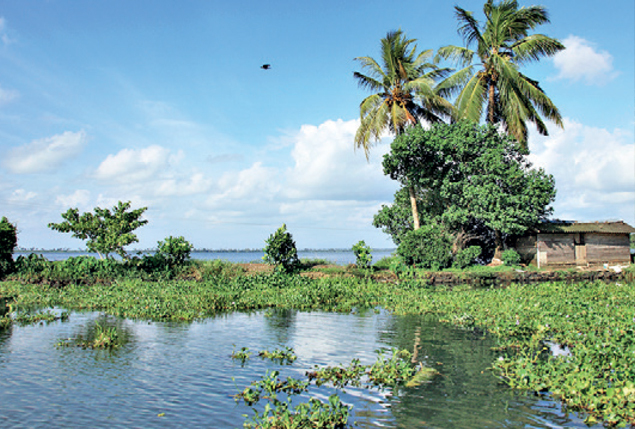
260;64;271;70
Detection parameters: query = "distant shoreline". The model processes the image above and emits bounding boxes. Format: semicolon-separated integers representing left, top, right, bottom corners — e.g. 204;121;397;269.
14;248;396;254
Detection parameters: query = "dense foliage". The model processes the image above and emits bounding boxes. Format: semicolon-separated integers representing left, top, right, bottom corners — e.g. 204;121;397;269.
0;217;17;278
396;223;453;270
48;201;148;260
155;236;194;267
379;121;555;260
263;224;300;273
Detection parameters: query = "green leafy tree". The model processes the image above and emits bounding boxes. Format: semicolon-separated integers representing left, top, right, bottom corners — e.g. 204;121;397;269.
437;0;564;147
352;240;372;268
263;224;300;273
396;223;453;269
354;30;454;229
0;216;17;277
382;121;555;260
48;201;148;260
156;236;193;267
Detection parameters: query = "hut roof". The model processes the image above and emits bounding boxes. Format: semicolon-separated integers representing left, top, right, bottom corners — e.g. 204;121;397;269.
536;220;635;234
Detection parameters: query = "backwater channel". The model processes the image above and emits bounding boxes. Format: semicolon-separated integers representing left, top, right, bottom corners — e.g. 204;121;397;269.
0;309;598;428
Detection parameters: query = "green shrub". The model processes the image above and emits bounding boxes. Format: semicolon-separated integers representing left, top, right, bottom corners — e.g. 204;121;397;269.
374;255;397;270
262;224;300;273
453;246;482;269
0;217;17;278
501;249;521;266
156;236;193;267
396;224;452;270
352;240;372;268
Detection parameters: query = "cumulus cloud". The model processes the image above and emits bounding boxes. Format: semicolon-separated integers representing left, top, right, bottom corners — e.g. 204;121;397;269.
3;130;87;174
552;36;618;85
55;189;91;210
94;145;177;182
284;119;395;200
528;119;634;223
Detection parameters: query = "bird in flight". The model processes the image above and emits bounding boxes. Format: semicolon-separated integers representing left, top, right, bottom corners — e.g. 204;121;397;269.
260;64;271;70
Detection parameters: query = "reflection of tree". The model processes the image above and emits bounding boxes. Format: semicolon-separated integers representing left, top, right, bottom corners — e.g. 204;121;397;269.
378;315;545;427
263;309;297;345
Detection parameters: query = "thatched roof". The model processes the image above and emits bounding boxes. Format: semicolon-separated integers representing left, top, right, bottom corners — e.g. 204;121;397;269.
536;220;635;234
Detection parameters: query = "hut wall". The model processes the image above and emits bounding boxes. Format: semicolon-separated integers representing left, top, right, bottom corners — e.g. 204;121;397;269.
537;233;575;265
585;233;631;264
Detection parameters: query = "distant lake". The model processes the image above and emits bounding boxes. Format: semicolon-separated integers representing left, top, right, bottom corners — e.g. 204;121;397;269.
13;249;396;266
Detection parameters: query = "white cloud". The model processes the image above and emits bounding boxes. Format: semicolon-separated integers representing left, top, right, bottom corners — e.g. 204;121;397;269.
528;118;634;224
552;36;618;85
94;145;177;182
55;189;91;210
0;85;18;105
285;119;395;200
9;189;37;204
3;130;87;174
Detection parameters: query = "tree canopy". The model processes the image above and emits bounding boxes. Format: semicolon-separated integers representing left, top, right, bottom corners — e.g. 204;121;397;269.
48;201;148;259
379;121;556;258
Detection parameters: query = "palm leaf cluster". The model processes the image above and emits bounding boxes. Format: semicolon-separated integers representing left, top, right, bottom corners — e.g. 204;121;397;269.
437;0;565;147
353;30;452;158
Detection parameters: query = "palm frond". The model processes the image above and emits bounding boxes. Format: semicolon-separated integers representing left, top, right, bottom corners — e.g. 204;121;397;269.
512;34;565;65
454;6;482;48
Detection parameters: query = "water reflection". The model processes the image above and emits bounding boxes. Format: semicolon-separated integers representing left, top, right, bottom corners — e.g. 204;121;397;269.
0;310;600;428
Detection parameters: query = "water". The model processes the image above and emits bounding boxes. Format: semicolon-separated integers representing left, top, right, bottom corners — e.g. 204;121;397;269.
13;249;396;265
0;310;597;428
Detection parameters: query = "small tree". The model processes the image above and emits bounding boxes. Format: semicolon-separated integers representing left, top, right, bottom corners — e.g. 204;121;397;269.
263;224;299;273
396;223;453;270
156;236;193;267
48;201;148;259
0;216;17;277
352;240;372;268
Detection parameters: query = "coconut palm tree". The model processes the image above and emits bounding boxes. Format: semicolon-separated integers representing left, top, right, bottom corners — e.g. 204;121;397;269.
437;0;565;148
354;30;453;229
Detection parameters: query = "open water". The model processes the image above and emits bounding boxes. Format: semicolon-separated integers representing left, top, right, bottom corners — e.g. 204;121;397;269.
13;249;396;265
0;309;599;428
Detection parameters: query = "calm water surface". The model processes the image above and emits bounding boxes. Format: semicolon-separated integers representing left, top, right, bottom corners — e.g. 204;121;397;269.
13;250;396;265
0;310;596;428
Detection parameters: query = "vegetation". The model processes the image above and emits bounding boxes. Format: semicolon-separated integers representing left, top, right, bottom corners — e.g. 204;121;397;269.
0;216;17;278
379;122;556;261
353;30;455;230
1;271;634;425
48;201;148;260
351;240;372;268
437;0;564;147
155;236;193;267
396;223;453;270
263;224;300;273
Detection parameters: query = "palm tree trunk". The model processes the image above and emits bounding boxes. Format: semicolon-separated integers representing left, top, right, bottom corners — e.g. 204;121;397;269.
488;81;496;124
408;184;420;230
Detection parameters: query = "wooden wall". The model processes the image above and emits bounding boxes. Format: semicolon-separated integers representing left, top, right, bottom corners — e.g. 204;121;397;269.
586;233;631;264
538;233;575;265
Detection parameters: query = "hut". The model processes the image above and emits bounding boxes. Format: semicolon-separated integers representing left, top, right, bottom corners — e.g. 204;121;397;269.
515;220;635;268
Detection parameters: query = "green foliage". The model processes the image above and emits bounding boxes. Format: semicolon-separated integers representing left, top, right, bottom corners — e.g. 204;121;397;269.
263;224;300;273
0;217;17;278
396;223;453;269
382;122;556;257
156;236;193;267
352;240;372;268
48;201;148;259
453;246;482;269
373;255;397;270
501;249;521;266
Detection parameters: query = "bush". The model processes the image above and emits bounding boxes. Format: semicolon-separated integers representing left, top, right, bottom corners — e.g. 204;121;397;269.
501;249;521;266
0;217;17;278
352;240;372;268
453;246;482;269
396;224;452;270
156;236;193;267
263;224;300;273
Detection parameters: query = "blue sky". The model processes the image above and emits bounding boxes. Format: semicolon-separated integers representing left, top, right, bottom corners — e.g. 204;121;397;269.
0;0;633;250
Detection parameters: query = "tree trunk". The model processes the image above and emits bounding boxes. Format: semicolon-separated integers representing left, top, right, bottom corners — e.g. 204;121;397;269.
488;82;496;124
408;185;420;230
492;229;503;262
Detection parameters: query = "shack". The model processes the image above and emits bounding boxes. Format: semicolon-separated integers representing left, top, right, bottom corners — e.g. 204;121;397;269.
515;220;635;268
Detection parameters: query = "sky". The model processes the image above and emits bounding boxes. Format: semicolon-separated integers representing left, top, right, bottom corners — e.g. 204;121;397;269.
0;0;633;250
